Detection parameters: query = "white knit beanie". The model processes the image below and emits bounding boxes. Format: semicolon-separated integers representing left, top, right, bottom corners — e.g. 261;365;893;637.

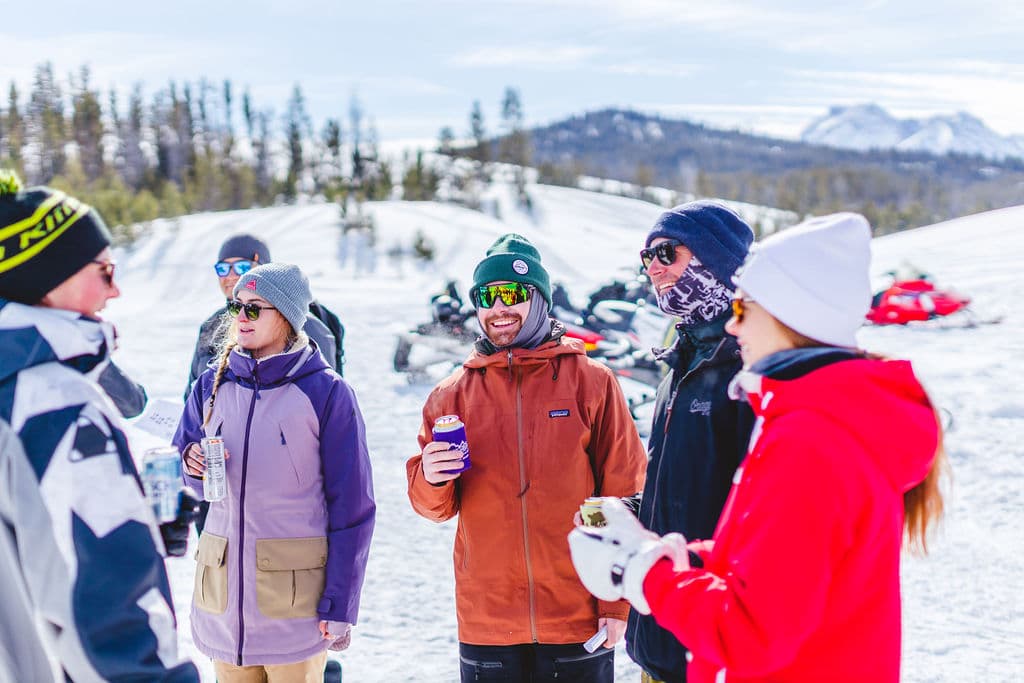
732;213;872;348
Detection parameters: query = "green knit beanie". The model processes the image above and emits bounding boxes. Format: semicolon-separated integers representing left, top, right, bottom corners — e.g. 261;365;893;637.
471;233;552;309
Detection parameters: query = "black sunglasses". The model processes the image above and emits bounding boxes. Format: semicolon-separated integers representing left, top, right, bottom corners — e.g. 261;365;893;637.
227;299;276;321
214;260;255;277
639;240;684;270
91;260;116;286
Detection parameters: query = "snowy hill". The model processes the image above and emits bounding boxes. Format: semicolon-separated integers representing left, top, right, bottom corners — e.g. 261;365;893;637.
106;186;1022;681
802;104;1024;161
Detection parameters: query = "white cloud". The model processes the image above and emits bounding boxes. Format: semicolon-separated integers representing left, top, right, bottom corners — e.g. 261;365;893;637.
449;45;603;69
603;61;701;78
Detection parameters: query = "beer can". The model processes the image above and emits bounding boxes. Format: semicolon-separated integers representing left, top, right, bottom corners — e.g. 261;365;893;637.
142;446;183;523
201;436;227;502
432;415;471;474
579;496;606;527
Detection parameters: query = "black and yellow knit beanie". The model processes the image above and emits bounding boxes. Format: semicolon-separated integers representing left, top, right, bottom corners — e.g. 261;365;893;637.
0;170;112;304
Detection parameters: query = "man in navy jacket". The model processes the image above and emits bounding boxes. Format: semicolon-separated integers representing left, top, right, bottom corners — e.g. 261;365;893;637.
626;201;756;683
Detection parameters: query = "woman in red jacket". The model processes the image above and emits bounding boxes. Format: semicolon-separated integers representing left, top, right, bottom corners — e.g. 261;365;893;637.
570;213;947;683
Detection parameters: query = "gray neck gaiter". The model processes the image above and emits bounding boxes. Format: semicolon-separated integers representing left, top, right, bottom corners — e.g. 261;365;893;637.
508;295;552;349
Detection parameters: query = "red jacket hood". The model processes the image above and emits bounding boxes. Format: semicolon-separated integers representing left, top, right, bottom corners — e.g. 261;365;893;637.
739;358;938;494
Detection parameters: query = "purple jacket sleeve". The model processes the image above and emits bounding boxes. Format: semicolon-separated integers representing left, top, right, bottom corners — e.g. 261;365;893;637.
315;379;376;624
173;371;210;497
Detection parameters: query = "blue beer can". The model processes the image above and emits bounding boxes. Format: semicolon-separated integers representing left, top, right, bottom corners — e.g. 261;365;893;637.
142;446;183;523
432;415;471;474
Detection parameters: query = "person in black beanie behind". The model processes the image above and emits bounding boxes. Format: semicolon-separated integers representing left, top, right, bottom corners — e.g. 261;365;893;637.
0;170;199;682
625;200;757;683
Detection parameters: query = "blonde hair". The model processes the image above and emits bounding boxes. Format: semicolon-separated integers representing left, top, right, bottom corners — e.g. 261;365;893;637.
779;321;947;555
201;312;307;427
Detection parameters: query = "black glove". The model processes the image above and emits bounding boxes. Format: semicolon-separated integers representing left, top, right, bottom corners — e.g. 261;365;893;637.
159;489;203;557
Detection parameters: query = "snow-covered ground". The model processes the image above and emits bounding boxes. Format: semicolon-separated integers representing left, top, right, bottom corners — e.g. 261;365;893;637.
106;186;1023;681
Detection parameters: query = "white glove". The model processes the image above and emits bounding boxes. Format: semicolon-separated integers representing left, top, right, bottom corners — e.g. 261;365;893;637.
568;497;689;614
320;620;352;651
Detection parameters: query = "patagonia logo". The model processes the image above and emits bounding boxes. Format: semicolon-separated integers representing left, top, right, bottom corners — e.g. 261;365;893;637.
690;398;712;416
549;409;570;418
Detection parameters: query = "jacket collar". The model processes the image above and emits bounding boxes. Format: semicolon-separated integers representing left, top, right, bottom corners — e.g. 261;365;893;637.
656;309;737;371
226;341;327;387
728;346;863;406
465;326;585;371
0;298;114;383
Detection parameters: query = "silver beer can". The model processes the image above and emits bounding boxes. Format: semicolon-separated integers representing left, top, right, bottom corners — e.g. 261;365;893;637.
201;436;227;502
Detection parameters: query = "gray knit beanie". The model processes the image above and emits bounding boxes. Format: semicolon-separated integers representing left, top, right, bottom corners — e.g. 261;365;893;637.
233;263;311;333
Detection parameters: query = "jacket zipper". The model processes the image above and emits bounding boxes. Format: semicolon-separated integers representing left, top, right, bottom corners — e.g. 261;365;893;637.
236;367;260;665
647;337;727;529
513;360;539;642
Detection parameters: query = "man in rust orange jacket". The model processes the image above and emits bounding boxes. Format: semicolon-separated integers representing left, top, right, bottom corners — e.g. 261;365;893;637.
407;233;646;682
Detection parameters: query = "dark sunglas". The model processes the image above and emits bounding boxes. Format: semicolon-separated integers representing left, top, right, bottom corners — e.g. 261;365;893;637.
227;299;276;321
639;240;684;270
731;297;755;323
214;260;255;277
473;282;533;309
92;260;116;286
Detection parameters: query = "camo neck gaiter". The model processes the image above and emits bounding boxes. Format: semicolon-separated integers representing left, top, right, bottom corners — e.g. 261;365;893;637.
656;255;733;326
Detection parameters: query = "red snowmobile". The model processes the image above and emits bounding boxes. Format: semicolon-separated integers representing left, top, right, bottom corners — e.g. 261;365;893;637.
866;277;972;325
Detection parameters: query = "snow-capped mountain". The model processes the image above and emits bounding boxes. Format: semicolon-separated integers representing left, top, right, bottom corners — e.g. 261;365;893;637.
801;104;1024;161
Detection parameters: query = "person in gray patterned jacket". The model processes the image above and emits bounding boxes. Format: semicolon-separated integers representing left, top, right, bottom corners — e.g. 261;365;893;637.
0;170;199;681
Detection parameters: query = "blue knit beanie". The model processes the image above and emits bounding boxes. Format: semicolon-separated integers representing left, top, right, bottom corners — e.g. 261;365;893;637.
472;233;552;309
233;263;311;334
645;201;754;284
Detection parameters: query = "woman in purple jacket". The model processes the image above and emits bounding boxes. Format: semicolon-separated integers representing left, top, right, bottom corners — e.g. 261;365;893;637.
173;263;375;681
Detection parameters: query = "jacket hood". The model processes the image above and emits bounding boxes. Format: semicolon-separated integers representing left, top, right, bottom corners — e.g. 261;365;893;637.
735;350;938;494
225;340;330;387
464;333;587;371
0;298;114;383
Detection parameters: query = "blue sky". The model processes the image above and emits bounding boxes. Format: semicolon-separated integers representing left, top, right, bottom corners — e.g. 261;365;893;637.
3;0;1022;148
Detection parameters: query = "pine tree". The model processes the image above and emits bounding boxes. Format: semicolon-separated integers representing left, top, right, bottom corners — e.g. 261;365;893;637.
469;100;488;164
2;83;24;171
438;126;455;155
70;66;105;182
283;84;311;200
26;62;66;183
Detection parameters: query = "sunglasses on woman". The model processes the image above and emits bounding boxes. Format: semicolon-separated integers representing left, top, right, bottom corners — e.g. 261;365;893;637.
473;282;533;309
214;260;255;277
91;260;116;286
639;240;684;270
731;296;755;323
227;299;276;321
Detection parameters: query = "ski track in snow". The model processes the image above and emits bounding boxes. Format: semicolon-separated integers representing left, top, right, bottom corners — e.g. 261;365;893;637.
105;190;1024;681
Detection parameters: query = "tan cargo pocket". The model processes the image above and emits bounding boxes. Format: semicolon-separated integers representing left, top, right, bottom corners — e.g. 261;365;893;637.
193;532;229;614
255;537;327;619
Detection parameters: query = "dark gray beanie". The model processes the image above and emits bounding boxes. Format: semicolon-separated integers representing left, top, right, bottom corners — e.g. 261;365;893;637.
233;263;311;333
219;234;271;263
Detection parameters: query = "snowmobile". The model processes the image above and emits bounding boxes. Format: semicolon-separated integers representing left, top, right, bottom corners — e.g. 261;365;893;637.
393;283;480;382
866;268;997;327
553;281;676;436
